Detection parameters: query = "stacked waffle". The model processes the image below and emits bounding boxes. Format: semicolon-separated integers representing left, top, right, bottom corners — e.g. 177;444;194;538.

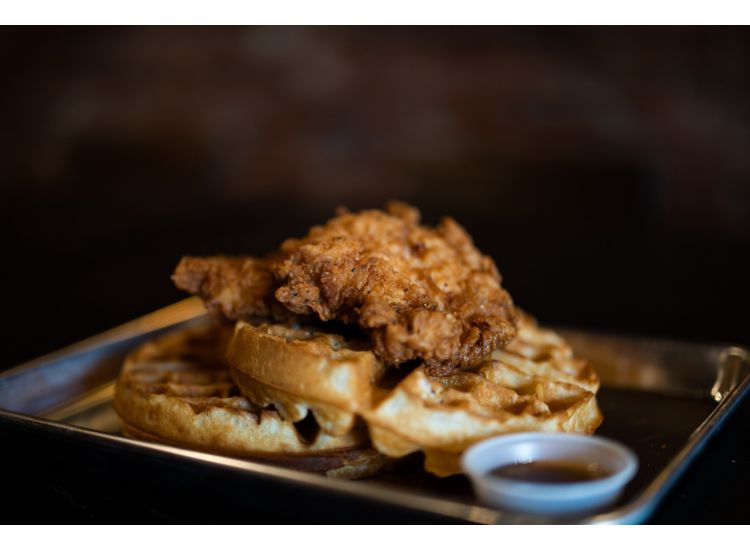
114;203;602;478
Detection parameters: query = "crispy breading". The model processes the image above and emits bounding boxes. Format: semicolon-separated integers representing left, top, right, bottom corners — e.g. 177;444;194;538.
272;202;517;374
172;203;518;374
172;255;292;322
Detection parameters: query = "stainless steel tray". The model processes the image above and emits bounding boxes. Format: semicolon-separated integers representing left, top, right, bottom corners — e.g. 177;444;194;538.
1;298;749;524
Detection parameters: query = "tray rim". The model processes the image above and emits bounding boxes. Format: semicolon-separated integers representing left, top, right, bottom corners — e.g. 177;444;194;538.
1;298;749;524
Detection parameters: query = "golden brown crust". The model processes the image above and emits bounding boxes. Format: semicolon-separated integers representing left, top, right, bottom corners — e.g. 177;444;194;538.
273;202;518;373
172;203;517;374
172;255;295;323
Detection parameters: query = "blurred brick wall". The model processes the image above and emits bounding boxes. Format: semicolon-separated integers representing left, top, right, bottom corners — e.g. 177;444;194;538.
3;27;749;238
2;27;749;365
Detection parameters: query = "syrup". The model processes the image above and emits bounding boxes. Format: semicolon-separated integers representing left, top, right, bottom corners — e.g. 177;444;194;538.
489;460;610;483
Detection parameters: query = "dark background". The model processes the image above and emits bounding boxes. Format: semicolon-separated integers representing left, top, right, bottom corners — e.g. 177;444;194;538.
2;27;749;523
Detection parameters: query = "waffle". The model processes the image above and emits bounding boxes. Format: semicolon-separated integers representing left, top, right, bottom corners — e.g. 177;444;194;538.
113;323;390;479
225;314;603;477
226;321;386;436
364;314;603;476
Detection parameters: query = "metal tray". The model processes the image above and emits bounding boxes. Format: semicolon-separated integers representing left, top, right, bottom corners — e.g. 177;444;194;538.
1;298;749;524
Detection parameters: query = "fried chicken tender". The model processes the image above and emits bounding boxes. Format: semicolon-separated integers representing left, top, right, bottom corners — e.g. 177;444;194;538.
172;203;518;375
272;202;517;374
172;255;292;322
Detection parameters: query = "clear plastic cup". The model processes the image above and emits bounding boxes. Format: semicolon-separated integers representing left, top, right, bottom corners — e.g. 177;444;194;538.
461;433;638;516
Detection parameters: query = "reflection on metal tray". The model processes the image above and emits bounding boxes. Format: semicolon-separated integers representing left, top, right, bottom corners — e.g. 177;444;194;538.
1;298;749;524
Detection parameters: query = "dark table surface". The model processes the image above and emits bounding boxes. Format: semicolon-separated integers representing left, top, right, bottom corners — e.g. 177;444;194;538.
3;392;748;524
2;319;749;524
3;198;750;524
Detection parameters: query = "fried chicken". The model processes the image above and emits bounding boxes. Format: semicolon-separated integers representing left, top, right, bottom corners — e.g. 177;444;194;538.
173;202;518;375
172;255;292;322
272;202;517;374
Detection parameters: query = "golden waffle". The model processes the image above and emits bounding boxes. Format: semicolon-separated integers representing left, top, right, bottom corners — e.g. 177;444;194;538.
226;321;386;436
364;314;603;476
113;323;389;479
225;314;603;478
